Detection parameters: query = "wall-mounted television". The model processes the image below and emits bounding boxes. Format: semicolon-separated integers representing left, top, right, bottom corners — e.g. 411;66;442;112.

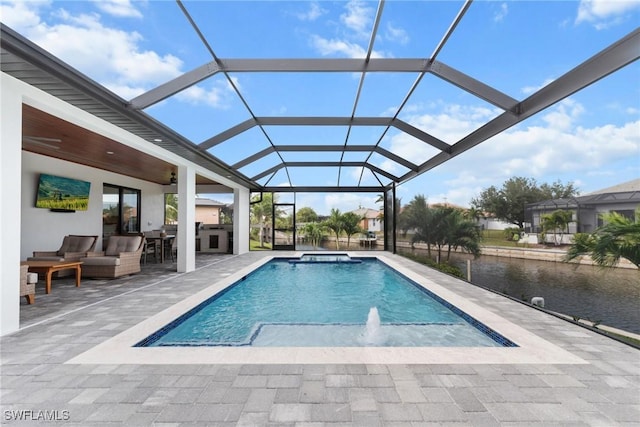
35;173;91;212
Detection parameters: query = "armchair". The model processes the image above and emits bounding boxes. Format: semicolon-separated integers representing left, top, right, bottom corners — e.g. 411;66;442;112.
80;235;145;279
28;235;98;277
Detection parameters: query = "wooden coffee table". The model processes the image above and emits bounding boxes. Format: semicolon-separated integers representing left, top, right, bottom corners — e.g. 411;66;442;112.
22;260;83;294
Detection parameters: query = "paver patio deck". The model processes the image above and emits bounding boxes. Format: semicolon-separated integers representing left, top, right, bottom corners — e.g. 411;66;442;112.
2;251;639;426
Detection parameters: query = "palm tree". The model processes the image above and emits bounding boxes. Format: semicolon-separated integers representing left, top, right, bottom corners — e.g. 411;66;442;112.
250;193;274;248
165;193;178;224
375;194;385;221
565;209;640;268
428;206;451;263
341;212;364;249
541;209;573;245
442;209;482;261
400;196;482;263
302;222;326;249
323;208;344;250
399;195;432;256
463;206;482;222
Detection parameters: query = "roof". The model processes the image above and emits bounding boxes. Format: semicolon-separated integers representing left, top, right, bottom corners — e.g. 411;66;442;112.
584;178;640;196
526;180;640;210
196;198;226;207
2;11;639;193
352;207;381;219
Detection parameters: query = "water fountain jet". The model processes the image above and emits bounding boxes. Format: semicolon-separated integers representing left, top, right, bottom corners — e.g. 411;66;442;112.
362;307;384;345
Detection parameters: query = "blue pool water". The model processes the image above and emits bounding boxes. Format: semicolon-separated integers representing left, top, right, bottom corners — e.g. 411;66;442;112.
137;257;517;347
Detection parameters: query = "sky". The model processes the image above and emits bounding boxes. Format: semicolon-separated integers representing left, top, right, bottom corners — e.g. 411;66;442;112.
2;0;639;215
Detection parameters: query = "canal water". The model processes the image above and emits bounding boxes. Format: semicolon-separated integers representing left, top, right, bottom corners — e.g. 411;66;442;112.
402;248;639;335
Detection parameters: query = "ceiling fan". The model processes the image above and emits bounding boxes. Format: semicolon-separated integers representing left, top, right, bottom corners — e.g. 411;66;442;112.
22;135;62;150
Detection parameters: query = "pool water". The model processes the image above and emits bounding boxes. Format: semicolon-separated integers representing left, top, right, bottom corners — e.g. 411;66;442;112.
290;253;360;263
138;257;516;347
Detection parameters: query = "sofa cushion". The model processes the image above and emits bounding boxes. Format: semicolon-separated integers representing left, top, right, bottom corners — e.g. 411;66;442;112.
80;256;121;266
57;235;96;255
56;236;71;256
27;256;65;262
104;236;142;256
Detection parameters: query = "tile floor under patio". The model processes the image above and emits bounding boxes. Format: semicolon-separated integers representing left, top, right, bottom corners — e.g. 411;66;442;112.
2;251;639;426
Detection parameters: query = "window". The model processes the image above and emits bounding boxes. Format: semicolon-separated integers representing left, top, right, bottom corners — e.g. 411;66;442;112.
102;184;141;240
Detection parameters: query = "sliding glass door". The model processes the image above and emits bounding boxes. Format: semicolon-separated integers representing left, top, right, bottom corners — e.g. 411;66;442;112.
102;184;141;248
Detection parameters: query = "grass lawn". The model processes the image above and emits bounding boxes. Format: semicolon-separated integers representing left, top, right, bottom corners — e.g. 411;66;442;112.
250;239;272;250
397;229;528;248
480;229;524;248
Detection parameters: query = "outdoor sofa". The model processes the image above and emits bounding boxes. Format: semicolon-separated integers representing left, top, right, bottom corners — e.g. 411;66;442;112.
28;234;98;261
27;234;98;277
79;235;145;279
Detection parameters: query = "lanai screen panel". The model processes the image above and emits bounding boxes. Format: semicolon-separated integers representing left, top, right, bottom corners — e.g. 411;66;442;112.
2;0;637;194
136;1;639;191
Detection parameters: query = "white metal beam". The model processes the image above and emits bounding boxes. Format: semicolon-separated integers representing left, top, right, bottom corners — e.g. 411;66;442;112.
263;186;384;193
199;116;450;153
200;118;256;150
430;60;519;111
129;61;220;109
127;58;433;110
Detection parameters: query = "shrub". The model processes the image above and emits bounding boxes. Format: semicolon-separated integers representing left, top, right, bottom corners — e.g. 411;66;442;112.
399;252;464;279
503;227;522;241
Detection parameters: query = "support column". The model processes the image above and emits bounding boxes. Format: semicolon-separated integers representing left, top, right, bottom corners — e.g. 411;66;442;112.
177;165;196;272
1;74;23;335
392;183;397;254
233;187;250;254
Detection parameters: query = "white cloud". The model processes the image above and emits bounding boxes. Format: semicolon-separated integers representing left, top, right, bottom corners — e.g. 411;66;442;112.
178;85;225;108
494;3;508;23
310;34;385;58
405;104;499;144
91;0;143;18
576;0;640;28
7;6;183;98
0;2;243;107
385;22;409;45
103;83;146;100
296;2;326;21
307;0;398;59
395;100;639;206
350;166;365;183
340;0;374;38
521;77;556;96
373;104;500;173
541;99;585;131
0;0;47;29
454;119;638;198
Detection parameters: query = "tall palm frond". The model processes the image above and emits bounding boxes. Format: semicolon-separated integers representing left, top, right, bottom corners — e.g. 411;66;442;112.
565;210;640;268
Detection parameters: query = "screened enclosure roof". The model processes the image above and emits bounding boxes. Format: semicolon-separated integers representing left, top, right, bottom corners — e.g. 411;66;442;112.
2;1;639;193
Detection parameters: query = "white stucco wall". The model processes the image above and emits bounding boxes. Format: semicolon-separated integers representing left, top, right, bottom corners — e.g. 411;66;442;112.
1;73;23;335
478;217;512;230
21;152;166;259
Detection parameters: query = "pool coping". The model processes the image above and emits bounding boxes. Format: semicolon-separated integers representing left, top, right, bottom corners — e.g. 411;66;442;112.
67;252;587;365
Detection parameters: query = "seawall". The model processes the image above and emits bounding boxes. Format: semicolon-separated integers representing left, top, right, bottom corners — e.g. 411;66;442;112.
397;242;637;270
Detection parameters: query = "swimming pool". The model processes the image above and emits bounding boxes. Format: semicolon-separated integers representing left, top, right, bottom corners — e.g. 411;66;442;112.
136;256;516;348
69;252;588;365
